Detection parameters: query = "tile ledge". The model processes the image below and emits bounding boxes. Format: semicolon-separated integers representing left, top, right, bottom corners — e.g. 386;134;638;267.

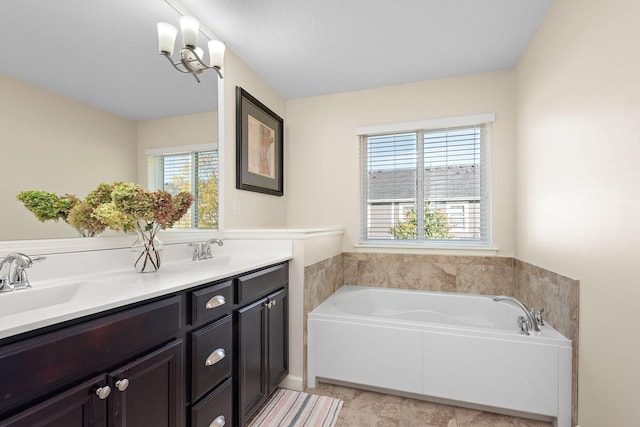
353;243;500;256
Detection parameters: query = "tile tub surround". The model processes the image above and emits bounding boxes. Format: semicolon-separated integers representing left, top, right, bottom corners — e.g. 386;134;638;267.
515;259;580;426
306;252;579;425
303;254;344;388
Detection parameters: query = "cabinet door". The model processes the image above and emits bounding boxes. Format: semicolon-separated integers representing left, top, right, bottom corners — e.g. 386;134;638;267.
107;340;183;427
0;375;107;427
236;297;268;427
266;288;288;392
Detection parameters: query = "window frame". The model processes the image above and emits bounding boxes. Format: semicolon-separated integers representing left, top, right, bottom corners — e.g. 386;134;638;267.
357;113;495;250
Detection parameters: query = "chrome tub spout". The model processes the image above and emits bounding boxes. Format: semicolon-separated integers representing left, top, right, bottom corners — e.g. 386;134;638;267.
493;295;541;333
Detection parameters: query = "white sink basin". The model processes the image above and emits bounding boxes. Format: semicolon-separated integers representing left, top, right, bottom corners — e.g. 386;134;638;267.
1;282;90;316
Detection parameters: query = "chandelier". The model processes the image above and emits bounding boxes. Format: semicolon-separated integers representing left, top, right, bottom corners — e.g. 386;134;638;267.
157;16;225;82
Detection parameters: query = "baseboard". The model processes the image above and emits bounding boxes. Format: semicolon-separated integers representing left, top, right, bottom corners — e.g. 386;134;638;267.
279;374;303;391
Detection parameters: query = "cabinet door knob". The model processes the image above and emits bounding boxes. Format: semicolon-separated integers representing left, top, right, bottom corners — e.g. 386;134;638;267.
96;386;111;400
115;378;129;392
205;348;226;366
206;295;226;309
209;415;225;427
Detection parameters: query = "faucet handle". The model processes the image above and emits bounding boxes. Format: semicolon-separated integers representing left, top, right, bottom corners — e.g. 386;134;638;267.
534;308;545;326
187;242;201;261
202;241;212;259
517;316;530;335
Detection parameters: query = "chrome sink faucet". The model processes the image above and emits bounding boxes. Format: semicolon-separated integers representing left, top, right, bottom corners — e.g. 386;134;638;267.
188;239;223;261
0;253;45;292
493;295;542;334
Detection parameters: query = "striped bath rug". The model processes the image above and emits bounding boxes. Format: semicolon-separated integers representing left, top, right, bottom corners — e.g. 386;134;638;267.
248;388;343;427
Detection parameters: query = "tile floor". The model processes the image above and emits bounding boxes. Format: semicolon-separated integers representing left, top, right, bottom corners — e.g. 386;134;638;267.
306;383;552;427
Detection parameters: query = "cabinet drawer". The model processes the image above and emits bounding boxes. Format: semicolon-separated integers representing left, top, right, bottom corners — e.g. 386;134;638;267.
0;296;182;415
236;263;288;306
191;316;232;401
190;281;232;326
191;378;232;427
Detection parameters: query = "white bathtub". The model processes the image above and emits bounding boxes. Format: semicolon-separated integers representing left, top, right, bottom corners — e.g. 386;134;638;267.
307;285;572;427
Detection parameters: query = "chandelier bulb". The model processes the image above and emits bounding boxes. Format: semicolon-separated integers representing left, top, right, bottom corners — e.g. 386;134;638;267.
180;16;199;48
157;22;177;54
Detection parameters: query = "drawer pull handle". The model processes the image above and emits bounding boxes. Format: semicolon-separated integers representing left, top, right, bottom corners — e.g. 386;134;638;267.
206;295;226;309
209;415;225;427
96;386;111;400
205;348;226;366
115;378;129;392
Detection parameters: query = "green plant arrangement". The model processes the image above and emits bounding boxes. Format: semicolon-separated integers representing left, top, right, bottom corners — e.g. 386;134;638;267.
15;190;98;237
17;182;195;272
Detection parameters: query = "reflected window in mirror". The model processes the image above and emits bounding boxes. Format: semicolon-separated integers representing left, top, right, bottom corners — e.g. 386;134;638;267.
147;143;218;229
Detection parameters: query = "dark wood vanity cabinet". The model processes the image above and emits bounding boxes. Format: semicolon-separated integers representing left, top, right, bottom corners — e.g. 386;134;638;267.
187;280;234;427
0;340;183;427
0;297;184;427
0;262;288;427
235;265;289;427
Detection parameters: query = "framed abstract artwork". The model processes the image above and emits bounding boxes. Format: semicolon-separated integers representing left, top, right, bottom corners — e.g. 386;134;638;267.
235;86;284;196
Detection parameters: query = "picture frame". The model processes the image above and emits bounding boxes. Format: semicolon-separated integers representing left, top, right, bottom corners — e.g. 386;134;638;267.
235;86;284;196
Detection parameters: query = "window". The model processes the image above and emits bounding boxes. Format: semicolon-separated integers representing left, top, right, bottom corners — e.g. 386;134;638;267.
359;114;492;245
148;144;219;229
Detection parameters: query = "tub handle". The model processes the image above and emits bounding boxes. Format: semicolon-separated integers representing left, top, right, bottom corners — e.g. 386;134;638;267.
518;316;530;335
532;308;545;326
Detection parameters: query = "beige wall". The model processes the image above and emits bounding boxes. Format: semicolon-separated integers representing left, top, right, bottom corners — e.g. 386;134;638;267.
136;111;218;187
222;49;288;227
515;0;640;424
285;71;516;255
1;73;137;240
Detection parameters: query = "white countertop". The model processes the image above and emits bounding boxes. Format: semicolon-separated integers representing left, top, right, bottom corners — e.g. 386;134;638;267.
0;242;292;340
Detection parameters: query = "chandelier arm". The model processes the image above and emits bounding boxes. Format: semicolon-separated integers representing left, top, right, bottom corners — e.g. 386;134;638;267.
158;50;223;80
182;47;223;79
159;52;191;74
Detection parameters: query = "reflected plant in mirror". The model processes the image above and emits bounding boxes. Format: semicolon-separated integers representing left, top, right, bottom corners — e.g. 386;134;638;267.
16;182;196;241
16;190;98;237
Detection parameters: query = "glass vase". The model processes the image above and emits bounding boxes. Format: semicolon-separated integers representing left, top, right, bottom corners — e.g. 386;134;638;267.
131;223;163;273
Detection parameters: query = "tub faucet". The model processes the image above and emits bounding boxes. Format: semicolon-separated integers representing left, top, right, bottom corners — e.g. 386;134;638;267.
0;253;45;292
493;295;541;334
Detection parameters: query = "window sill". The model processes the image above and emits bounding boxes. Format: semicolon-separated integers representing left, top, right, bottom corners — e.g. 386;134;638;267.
354;242;500;257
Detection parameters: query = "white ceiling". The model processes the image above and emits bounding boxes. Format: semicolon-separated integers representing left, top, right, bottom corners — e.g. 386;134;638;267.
185;0;555;99
0;0;554;121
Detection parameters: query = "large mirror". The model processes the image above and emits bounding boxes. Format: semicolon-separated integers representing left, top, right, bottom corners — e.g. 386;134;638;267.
0;0;220;242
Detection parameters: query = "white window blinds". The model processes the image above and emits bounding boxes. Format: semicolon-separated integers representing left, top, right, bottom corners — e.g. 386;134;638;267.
148;148;219;229
360;117;492;245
